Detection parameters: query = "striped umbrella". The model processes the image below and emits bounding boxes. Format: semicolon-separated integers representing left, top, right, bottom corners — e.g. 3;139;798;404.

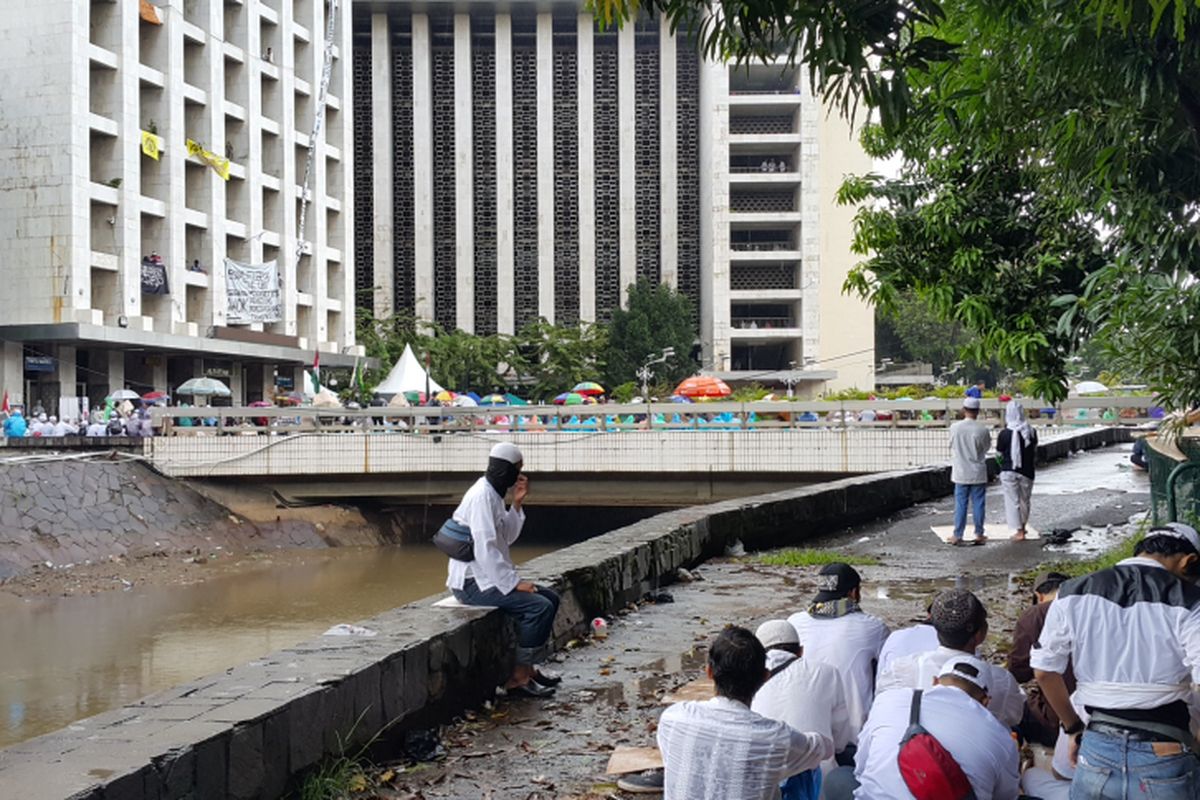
572;381;605;396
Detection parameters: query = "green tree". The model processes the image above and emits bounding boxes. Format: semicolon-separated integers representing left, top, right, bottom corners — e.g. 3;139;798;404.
882;291;970;376
605;279;698;388
514;319;609;401
424;326;520;393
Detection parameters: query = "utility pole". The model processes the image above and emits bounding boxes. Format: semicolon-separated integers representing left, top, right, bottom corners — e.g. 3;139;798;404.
637;347;675;399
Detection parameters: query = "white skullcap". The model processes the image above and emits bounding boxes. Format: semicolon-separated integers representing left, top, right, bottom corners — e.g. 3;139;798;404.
962;397;981;410
937;654;991;693
1149;522;1200;553
755;619;800;649
489;442;523;465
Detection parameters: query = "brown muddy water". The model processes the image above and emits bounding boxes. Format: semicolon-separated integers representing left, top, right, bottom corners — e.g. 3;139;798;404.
0;505;666;748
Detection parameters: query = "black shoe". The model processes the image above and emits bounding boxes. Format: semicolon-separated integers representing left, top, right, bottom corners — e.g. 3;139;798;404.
616;770;664;794
506;680;556;699
533;668;562;686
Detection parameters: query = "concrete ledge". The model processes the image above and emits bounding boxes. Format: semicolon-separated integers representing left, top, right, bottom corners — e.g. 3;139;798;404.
0;427;1128;799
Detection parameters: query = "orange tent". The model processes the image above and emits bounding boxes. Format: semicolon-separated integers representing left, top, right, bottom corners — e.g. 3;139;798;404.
673;375;732;399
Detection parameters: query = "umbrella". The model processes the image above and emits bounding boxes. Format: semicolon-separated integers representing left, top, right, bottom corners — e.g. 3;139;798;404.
176;377;232;397
554;392;586;405
387;392;411;408
504;393;529;406
479;394;509;406
142;390;169;402
572;381;605;396
403;390;428;405
248;400;274;408
451;395;478;408
674;375;732;399
1074;380;1109;395
465;391;482;403
108;389;141;401
435;390;457;403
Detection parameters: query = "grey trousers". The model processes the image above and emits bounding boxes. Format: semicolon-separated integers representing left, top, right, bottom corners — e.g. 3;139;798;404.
1000;471;1033;531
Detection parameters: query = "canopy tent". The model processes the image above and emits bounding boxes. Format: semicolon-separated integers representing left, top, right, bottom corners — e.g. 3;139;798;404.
372;344;445;396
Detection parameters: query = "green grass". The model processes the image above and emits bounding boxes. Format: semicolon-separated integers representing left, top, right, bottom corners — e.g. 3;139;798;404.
755;548;881;568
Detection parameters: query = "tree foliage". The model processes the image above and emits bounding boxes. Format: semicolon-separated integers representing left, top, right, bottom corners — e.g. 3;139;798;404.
604;279;698;388
514;319;609;401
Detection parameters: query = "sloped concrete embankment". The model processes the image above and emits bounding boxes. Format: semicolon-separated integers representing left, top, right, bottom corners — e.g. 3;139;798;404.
0;456;388;581
0;427;1128;799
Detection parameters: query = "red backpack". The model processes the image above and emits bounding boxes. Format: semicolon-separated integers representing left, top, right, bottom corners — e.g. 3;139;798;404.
896;690;977;800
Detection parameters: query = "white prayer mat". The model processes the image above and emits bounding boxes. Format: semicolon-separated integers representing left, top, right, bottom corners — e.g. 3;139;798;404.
931;524;1041;542
606;746;664;775
660;677;716;705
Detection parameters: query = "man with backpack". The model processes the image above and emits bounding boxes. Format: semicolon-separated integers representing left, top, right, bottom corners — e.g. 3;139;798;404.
826;655;1020;799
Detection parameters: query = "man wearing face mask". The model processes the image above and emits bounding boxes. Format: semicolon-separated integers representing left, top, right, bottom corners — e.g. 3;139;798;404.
447;442;561;698
1033;522;1200;799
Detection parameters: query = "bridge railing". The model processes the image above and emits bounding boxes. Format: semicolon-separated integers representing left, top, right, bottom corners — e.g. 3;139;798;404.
148;396;1161;437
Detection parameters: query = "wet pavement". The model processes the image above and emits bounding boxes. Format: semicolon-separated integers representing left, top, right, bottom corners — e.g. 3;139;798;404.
368;442;1150;799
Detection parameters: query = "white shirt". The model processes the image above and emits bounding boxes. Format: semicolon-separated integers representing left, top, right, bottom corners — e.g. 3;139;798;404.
52;421;75;436
658;696;833;800
853;686;1020;800
1031;557;1200;712
876;645;1026;729
85;423;107;437
445;476;525;594
787;610;889;737
751;650;854;770
876;623;939;683
949;418;991;484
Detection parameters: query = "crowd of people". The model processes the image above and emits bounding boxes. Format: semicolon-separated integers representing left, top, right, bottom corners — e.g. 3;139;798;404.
0;403;154;438
633;531;1200;799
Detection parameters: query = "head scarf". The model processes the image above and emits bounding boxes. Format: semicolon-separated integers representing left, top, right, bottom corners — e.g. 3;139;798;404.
485;442;523;497
1006;400;1033;469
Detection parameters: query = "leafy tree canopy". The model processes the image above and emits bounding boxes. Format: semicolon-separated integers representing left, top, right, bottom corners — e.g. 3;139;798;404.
605;279;699;389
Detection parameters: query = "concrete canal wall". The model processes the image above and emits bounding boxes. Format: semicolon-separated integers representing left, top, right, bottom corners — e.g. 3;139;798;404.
0;427;1130;799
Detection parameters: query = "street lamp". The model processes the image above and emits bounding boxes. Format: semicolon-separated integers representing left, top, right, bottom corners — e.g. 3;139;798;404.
784;360;800;398
637;347;675;400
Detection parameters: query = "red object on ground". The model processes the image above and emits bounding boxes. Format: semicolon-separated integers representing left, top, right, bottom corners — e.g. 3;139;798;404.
673;375;733;399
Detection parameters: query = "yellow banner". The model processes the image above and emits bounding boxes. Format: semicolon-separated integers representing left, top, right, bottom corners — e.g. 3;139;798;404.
186;138;231;181
140;130;161;161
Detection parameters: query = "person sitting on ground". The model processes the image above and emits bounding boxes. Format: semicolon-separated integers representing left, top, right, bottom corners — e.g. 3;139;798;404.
657;626;833;800
446;443;561;698
997;400;1038;541
750;620;854;800
875;601;939;685
41;415;61;437
85;414;107;438
1130;435;1150;470
787;563;890;737
1007;571;1074;747
29;413;49;437
3;409;27;437
106;415;125;436
1033;522;1200;799
877;588;1026;729
825;656;1020;800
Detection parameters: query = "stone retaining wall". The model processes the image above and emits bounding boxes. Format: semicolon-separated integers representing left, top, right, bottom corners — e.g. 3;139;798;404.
0;428;1129;799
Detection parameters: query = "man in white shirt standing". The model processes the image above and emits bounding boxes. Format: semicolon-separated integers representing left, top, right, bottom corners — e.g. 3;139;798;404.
1033;523;1200;800
751;620;854;800
827;655;1020;800
787;563;890;737
877;588;1026;729
948;396;992;546
657;626;833;800
446;442;561;698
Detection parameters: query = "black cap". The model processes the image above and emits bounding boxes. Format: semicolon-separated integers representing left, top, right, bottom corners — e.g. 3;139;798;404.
812;563;862;603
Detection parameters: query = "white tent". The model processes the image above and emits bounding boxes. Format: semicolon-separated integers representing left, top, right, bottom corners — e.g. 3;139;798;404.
373;344;445;396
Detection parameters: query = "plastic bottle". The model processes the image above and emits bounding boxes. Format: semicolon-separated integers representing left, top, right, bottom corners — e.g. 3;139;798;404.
591;617;609;640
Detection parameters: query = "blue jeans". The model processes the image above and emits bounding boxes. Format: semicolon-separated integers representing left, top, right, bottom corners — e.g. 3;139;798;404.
953;483;986;539
822;766;858;800
1071;728;1200;799
453;579;560;665
780;768;821;800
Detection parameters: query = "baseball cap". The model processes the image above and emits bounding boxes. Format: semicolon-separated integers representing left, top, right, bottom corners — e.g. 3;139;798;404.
812;563;862;603
755;619;800;649
1033;571;1070;595
962;397;981;410
489;442;523;465
937;655;991;693
1148;522;1200;553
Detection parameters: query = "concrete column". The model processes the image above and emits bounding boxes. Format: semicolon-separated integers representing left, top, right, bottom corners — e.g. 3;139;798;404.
699;61;731;371
659;20;679;289
57;346;77;401
116;0;142;324
495;14;515;335
454;14;475;333
412;13;436;321
260;364;277;401
617;23;636;304
230;360;244;404
0;342;23;407
108;350;126;394
151;357;168;394
371;13;395;320
577;13;596;323
536;13;555;322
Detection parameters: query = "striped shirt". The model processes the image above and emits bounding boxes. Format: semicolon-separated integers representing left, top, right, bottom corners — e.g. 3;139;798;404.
1030;557;1200;716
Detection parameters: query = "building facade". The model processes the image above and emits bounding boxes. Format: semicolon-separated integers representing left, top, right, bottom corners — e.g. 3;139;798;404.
0;0;359;412
353;1;874;393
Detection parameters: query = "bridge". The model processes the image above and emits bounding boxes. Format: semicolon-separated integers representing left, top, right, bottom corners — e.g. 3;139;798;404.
143;398;1152;507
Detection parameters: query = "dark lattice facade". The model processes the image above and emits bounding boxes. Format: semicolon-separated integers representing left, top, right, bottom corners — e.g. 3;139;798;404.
512;23;539;330
593;33;620;322
731;264;797;291
730;190;796;213
552;28;579;326
431;29;456;329
728;114;794;135
473;21;498;334
634;24;660;285
351;39;373;314
391;22;415;314
676;44;701;312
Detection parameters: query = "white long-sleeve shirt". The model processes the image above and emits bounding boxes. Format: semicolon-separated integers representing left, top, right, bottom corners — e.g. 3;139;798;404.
658;696;833;800
876;644;1026;729
787;610;890;737
751;649;854;772
853;686;1020;800
876;623;939;683
445;476;525;594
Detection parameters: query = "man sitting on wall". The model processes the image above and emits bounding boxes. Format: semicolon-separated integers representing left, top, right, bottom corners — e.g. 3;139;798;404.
657;626;833;800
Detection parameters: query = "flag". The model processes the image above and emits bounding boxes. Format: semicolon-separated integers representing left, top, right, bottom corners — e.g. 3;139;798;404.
1;391;8;413
186;139;231;181
141;130;161;160
311;348;321;393
350;356;360;396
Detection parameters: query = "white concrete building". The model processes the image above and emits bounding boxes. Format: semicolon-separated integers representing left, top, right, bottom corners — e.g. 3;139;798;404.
353;2;874;394
0;0;360;411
